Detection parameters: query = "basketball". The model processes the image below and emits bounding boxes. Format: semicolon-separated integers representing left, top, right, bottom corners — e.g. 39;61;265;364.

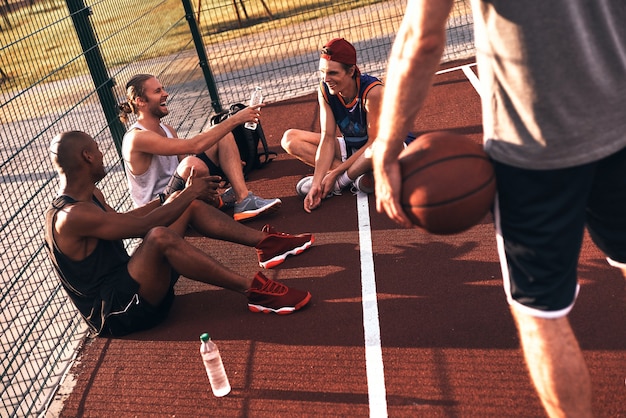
399;131;495;234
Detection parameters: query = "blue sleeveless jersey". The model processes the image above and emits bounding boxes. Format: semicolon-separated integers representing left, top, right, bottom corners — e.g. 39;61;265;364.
320;73;382;149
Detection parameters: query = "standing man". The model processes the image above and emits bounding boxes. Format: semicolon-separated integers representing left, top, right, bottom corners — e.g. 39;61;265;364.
371;1;626;417
45;131;314;336
281;38;415;213
119;74;281;221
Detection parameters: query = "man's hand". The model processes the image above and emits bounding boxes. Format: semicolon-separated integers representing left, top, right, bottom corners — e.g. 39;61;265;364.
303;183;324;213
232;103;266;126
320;171;339;198
372;140;412;228
184;167;221;203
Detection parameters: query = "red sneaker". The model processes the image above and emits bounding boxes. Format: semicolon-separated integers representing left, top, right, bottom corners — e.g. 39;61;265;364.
256;225;314;269
246;272;311;314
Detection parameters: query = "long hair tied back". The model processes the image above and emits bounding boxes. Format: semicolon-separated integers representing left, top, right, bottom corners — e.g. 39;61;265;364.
118;73;153;123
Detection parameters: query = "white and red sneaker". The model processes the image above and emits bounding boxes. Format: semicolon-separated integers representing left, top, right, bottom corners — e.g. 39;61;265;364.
246;272;311;314
255;224;314;269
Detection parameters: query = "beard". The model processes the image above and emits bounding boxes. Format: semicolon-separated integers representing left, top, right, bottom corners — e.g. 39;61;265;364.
150;102;169;119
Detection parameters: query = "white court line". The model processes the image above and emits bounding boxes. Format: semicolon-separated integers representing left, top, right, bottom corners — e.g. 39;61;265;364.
436;62;482;98
357;63;479;417
461;65;483;98
435;61;476;75
356;192;388;418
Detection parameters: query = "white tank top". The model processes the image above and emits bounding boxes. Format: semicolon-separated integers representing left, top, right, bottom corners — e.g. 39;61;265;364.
123;122;179;207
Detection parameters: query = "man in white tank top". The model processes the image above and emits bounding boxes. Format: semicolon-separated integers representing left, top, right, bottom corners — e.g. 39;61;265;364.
119;74;281;222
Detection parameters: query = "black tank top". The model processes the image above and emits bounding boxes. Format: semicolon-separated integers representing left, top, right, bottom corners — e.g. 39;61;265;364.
44;195;131;334
320;73;382;149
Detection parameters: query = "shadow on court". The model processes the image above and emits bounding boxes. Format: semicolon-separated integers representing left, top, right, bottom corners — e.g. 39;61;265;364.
56;61;626;418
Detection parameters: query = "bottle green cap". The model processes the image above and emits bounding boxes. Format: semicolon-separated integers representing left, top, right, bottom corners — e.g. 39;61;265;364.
200;333;210;342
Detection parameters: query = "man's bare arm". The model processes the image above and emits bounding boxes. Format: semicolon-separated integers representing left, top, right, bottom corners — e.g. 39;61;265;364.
129;105;263;156
61;176;216;242
372;0;454;226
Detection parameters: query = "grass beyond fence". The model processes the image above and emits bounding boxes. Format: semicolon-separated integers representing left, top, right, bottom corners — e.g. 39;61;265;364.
1;0;383;92
0;0;474;415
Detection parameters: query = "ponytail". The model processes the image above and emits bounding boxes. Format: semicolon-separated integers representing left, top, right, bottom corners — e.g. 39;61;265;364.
118;73;154;124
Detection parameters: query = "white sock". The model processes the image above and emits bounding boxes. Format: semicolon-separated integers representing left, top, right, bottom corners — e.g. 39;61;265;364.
336;172;352;189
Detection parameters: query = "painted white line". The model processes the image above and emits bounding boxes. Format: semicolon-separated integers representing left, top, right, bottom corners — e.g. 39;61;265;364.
461;65;483;98
435;61;476;74
435;63;482;98
356;192;388;418
354;61;480;417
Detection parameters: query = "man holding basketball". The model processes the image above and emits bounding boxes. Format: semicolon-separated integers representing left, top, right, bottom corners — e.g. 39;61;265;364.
371;1;626;417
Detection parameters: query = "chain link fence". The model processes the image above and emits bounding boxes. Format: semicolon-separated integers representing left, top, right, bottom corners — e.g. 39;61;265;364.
0;0;474;415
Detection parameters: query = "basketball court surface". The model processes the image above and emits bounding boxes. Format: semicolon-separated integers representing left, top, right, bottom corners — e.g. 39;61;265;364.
52;61;625;417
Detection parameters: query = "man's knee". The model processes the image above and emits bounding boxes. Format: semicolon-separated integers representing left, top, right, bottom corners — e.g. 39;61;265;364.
177;156;210;178
144;226;181;250
281;129;298;153
166;155;209;195
187;199;213;214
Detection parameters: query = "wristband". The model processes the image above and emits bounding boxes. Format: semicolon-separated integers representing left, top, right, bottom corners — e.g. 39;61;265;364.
158;193;167;205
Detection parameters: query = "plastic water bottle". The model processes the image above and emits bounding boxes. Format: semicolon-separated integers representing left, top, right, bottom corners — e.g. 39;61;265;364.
200;333;231;397
244;86;263;130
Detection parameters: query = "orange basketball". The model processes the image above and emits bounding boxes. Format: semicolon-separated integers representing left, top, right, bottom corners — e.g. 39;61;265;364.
399;131;495;234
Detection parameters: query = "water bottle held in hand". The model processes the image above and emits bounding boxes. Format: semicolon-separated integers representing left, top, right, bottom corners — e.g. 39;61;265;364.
200;333;231;397
244;86;263;130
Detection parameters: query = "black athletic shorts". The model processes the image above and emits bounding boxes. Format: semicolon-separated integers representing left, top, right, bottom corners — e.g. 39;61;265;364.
196;152;226;180
101;267;180;337
163;153;226;196
493;146;626;317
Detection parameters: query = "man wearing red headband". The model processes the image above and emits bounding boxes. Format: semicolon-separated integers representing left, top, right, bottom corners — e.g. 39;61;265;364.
281;38;415;213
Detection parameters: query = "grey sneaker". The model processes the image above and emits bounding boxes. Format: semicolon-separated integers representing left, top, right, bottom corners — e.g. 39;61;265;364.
295;176;313;197
295;175;344;199
351;173;375;194
217;187;237;209
234;192;281;221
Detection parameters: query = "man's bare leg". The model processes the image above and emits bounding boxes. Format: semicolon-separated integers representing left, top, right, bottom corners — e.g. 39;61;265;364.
281;129;322;167
346;152;373;180
511;307;592;418
176;155;210;178
170;199;265;247
127;226;252;306
282;129;349;171
212;133;250;202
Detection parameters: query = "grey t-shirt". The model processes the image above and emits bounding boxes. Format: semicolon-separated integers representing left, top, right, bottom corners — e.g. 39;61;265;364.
473;0;626;169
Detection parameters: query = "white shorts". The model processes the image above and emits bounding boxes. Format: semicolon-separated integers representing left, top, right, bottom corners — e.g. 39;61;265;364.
338;136;410;162
337;137;351;162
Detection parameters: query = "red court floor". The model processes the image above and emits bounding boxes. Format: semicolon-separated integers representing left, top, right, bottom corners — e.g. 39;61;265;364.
54;61;626;417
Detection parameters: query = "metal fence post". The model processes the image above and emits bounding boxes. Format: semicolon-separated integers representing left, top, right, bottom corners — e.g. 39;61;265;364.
65;0;126;156
181;0;222;113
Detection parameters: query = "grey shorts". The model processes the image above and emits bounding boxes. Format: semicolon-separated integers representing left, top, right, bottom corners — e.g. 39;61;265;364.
493;146;626;317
